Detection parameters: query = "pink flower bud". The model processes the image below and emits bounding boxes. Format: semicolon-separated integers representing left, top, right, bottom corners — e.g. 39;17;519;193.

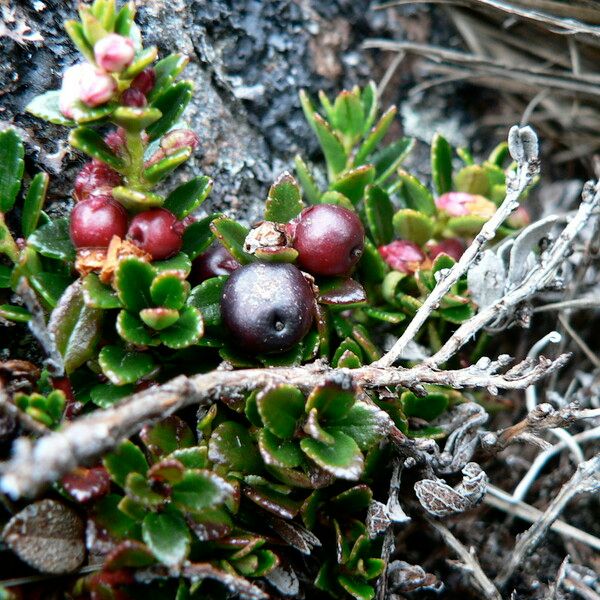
379;240;428;274
59;63;95;118
507;205;530;229
94;34;135;73
427;238;464;262
436;192;496;219
79;70;117;107
121;88;147;107
104;128;127;155
145;129;200;167
131;67;156;96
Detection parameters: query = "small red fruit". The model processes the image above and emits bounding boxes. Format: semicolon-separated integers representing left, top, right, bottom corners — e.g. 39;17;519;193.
291;204;364;276
74;161;122;201
191;242;240;283
70;197;128;248
127;208;183;260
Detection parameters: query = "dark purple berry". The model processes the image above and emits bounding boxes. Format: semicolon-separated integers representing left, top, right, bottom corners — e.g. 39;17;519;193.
74;161;122;202
127;208;182;260
121;88;147;107
130;67;156;96
191;242;240;284
221;262;314;354
70;197;128;248
291;204;364;276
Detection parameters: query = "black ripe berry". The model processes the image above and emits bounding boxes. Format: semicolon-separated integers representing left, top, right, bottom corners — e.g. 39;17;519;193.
221;262;314;354
291;204;364;276
191;242;240;284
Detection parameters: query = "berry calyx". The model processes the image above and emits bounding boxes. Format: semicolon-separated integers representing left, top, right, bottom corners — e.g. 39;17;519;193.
290;204;364;276
127;208;183;261
70;197;128;249
221;262;314;354
191;242;240;283
74;161;122;202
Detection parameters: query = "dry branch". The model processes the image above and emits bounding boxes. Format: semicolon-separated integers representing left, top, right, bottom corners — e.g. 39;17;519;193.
0;355;568;499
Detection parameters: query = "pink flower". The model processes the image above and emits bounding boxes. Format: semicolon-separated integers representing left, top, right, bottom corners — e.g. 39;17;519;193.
145;129;200;167
436;192;496;219
427;238;464;262
79;70;117;107
94;34;135;73
59;63;94;118
379;240;428;274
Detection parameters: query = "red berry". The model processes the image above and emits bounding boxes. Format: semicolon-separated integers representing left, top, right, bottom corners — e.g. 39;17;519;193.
121;88;147;107
74;161;122;202
127;208;182;260
291;204;364;276
70;197;128;248
130;67;156;96
221;262;314;354
191;242;240;284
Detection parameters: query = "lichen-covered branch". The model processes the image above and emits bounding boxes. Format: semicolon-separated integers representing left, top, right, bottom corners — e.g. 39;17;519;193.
0;354;568;499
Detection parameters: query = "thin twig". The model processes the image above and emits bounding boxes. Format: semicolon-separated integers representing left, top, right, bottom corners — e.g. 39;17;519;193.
0;354;569;498
428;519;502;600
375;126;540;368
495;456;600;587
533;297;600;312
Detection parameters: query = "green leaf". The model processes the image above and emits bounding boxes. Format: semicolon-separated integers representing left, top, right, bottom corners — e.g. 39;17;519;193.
372;138;414;184
164;176;213;220
98;345;156;385
159;306;204;349
48;281;103;374
331;165;375;205
142;509;191;567
313;114;347;181
111;106;162;131
333;89;365;140
125;472;165;507
79;5;108;45
318;278;367;307
338;575;375;600
82;273;120;309
150;272;189;310
28;218;75;262
330;485;373;513
446;214;488;237
401;391;448;421
294;155;321;204
104;541;156;571
265;172;303;223
354;105;397;166
254;246;299;263
182;215;216;260
144;147;192;184
70;100;118;124
305;381;355;422
0;304;30;323
0;129;24;212
256;384;305;439
0;214;18;262
258;429;303;468
140;415;195;457
154;252;192;277
64;20;95;62
116;310;156;346
69;127;124;171
29;272;71;308
187;276;226;327
92;494;136;539
361;82;378;134
147;81;194;141
25;91;75;127
392;208;435;245
21;172;49;238
454;165;490;196
149;54;189;102
210;216;253;264
329;402;390;451
171;469;233;513
300;430;363;480
90;382;135;408
208;421;262;473
431;133;453;196
115;257;155;312
103;439;149;488
320;191;355;211
114;2;136;36
0;264;11;288
357;237;387;283
397;170;436;215
488;141;510;167
139;307;179;330
362;306;406;324
111;186;163;212
364;185;393;246
123;46;159;79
